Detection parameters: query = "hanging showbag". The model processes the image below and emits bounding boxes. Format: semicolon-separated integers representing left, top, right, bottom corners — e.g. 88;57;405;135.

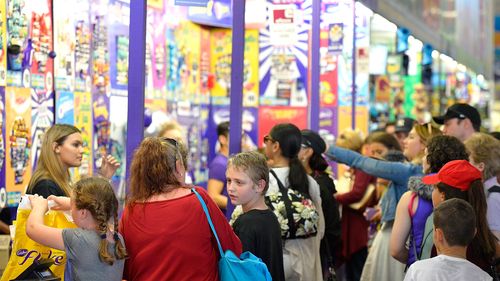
1;196;76;281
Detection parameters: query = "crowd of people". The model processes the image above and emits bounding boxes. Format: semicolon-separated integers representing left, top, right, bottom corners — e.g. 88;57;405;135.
7;102;500;281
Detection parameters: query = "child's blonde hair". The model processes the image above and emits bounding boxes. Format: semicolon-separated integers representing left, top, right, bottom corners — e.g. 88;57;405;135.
228;152;269;194
73;177;127;265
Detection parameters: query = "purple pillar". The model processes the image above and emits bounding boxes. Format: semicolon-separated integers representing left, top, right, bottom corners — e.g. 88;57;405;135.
125;0;147;179
351;0;357;129
309;0;321;131
228;0;245;155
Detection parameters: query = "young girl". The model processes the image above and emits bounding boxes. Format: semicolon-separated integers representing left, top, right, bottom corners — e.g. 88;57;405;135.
26;177;127;281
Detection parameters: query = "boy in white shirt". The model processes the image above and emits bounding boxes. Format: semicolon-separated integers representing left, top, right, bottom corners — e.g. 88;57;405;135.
404;198;492;281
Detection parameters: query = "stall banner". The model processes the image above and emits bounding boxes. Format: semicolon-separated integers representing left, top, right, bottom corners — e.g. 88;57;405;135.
259;1;310;107
146;8;167;91
171;100;210;185
0;1;6;86
109;0;130;95
337;105;368;137
0;87;6;208
74;0;91;93
319;28;338;107
257;106;307;147
6;0;30;87
207;106;258;162
375;76;391;103
319;106;337;148
91;0;111;171
28;0;54;93
199;27;211;99
166;21;201;102
210;29;259;107
30;90;54;170
319;106;337;175
53;0;76;92
187;0;232;28
5;87;31;193
55;91;75;125
73;91;93;180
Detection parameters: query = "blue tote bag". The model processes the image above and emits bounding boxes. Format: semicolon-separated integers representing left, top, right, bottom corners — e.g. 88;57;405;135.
191;188;272;281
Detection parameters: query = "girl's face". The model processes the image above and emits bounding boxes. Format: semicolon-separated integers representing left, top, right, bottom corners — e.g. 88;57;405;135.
432;185;445;208
55;133;84;168
369;142;388;159
403;128;425;161
422;148;430;173
263;135;277;160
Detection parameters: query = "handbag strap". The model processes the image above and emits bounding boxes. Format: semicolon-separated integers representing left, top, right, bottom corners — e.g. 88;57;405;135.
269;169;297;239
191;188;224;257
269;169;287;192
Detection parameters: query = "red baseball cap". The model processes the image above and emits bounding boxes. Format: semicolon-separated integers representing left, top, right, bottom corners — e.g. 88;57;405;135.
422;160;482;191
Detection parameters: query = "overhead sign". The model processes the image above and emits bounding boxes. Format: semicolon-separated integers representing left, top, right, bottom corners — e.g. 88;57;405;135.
175;0;209;7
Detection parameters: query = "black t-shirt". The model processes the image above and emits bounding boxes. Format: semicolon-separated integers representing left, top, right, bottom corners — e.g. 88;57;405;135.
232;209;285;281
28;179;66;198
313;171;342;261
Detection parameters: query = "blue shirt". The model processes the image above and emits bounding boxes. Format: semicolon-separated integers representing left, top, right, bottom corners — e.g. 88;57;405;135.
326;146;423;222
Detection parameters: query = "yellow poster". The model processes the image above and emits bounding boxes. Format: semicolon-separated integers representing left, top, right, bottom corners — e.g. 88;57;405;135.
73;91;93;180
0;1;6;86
147;0;163;10
210;29;259;107
174;21;201;102
337;106;369;137
5;87;32;193
243;30;259;107
210;28;232;102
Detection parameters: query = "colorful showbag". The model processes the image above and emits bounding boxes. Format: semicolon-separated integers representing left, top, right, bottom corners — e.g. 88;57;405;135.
1;197;76;281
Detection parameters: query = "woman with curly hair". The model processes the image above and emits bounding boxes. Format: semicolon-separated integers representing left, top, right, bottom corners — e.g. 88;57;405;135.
120;137;242;281
391;135;468;267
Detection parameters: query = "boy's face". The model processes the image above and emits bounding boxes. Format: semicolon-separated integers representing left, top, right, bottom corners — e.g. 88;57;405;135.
226;166;262;208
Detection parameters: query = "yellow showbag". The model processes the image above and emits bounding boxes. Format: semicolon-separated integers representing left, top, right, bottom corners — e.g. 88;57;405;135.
1;196;77;281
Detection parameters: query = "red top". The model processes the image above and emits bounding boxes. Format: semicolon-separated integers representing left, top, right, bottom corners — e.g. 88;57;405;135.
120;187;242;281
336;169;377;259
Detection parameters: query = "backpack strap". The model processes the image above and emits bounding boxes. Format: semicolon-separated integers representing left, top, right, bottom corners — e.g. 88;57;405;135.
408;192;418;218
407;192;419;268
269;169;297;239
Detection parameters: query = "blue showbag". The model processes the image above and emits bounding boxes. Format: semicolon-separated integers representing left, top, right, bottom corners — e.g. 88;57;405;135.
192;188;272;281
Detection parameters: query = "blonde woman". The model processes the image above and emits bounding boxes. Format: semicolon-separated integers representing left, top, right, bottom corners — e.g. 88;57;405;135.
465;133;500;239
26;124;119;198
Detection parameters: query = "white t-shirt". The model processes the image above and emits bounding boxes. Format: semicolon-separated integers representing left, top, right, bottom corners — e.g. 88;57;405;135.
404;255;492;281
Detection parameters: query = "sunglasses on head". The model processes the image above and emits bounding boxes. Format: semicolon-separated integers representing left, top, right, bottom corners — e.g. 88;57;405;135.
263;135;276;143
160;137;179;170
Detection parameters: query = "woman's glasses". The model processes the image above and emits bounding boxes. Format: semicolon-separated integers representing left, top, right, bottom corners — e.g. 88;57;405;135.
263;135;276;143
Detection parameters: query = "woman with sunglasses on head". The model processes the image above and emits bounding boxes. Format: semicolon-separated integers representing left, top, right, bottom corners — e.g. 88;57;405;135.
120;137;242;281
262;123;325;281
299;129;341;279
391;135;468;267
26;124;120;198
326;123;441;281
